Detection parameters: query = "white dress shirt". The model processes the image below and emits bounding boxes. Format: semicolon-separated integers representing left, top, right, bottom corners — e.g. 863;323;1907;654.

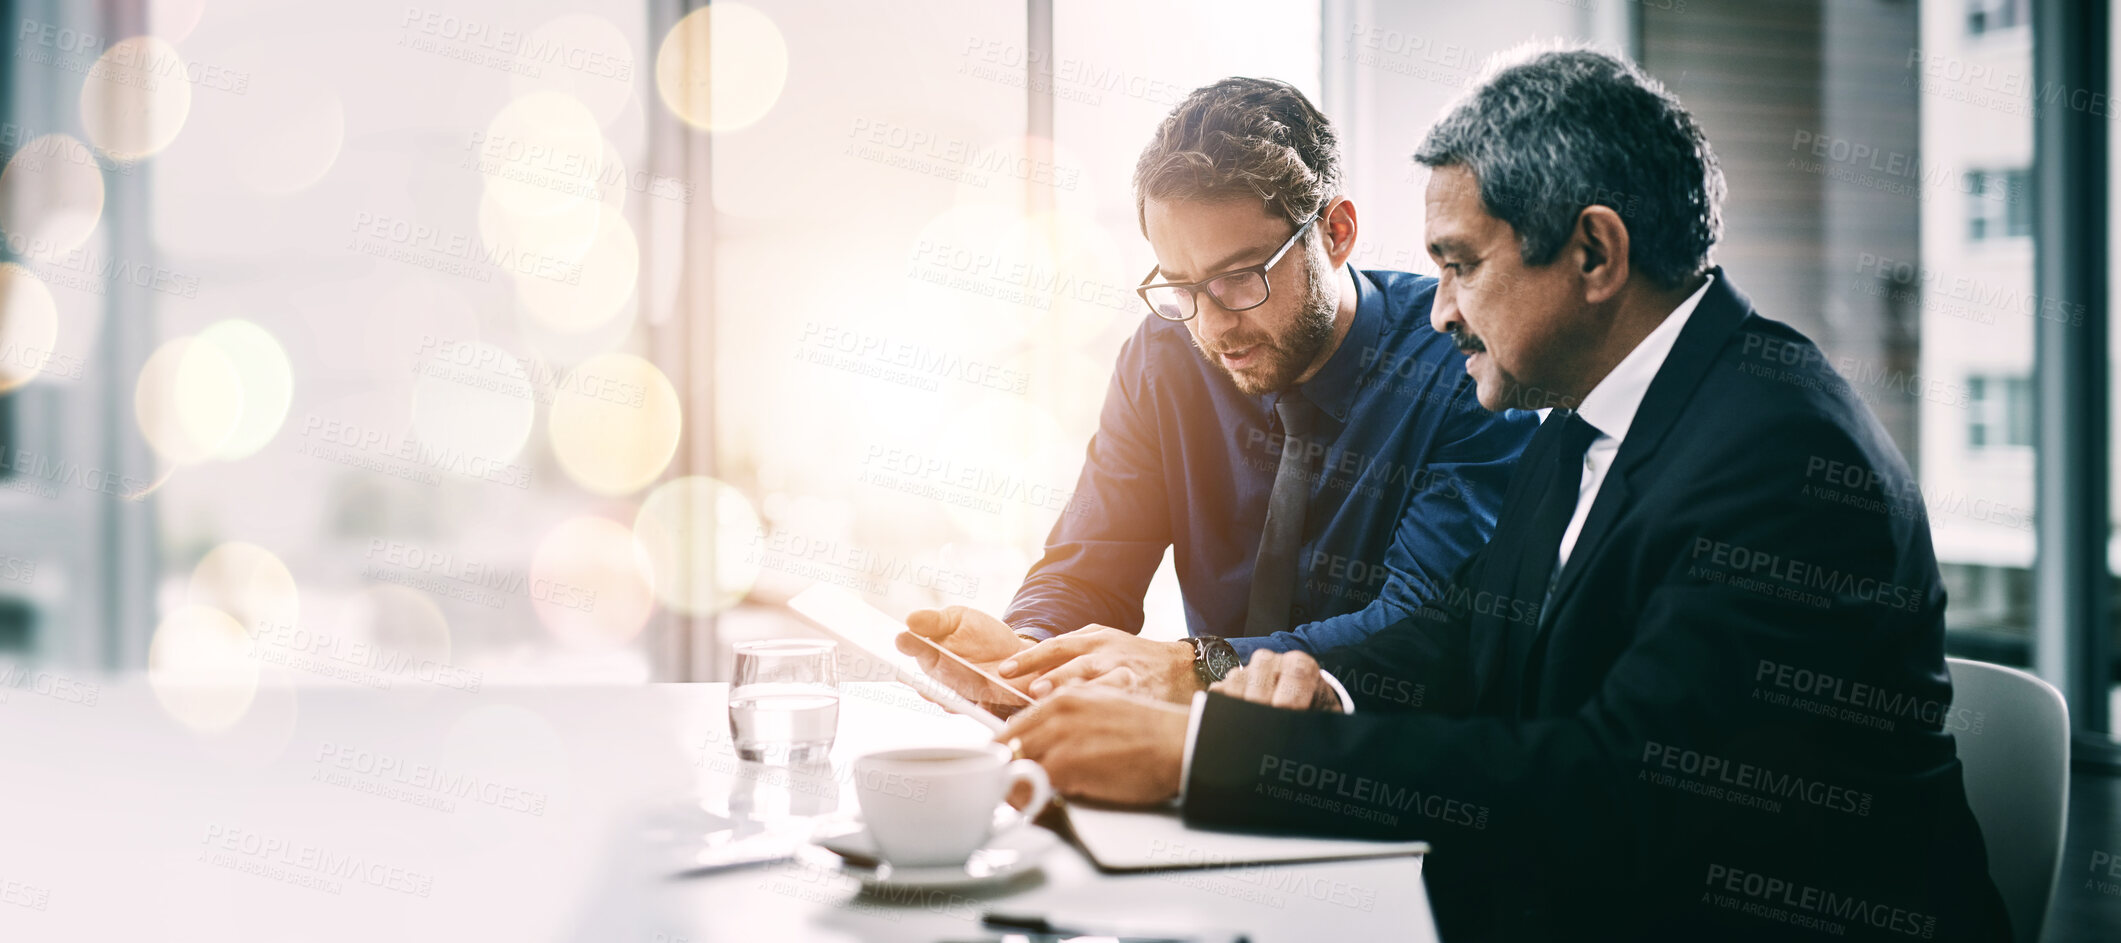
1179;276;1715;798
1558;274;1714;569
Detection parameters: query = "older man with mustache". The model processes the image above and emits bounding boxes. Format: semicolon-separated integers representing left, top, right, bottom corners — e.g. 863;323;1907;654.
995;47;2012;943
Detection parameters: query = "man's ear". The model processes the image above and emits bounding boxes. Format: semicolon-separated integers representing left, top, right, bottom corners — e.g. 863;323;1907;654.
1574;205;1630;305
1320;197;1358;269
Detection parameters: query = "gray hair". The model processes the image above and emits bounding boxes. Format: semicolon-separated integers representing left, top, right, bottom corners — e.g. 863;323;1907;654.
1413;43;1723;289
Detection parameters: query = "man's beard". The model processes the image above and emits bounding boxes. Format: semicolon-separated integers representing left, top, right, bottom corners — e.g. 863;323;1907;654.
1198;249;1337;396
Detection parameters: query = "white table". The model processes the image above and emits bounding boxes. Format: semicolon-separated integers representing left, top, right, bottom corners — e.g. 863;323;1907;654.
0;679;1434;942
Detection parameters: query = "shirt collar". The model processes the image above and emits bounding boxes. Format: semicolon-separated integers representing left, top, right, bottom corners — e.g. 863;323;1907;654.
1291;265;1382;423
1574;274;1716;444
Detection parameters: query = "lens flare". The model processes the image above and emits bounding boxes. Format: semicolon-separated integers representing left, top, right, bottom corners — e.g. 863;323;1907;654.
548;353;682;495
148;604;260;732
634;476;763;615
136;336;245;464
188;540;300;635
515;210;639;335
80;36;194;161
655;3;789;132
0;264;59;393
198;320;293;461
0;134;105;254
408;340;536;475
531;515;656;646
482;91;606;219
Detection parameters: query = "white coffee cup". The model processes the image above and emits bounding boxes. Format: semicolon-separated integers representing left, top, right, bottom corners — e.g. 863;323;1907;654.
851;744;1054;867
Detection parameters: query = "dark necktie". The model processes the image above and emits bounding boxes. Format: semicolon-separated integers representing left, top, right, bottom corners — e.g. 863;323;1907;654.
1242;393;1318;637
1500;409;1602;702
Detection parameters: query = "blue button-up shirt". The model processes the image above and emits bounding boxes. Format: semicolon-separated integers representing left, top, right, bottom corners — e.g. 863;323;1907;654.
1004;267;1537;658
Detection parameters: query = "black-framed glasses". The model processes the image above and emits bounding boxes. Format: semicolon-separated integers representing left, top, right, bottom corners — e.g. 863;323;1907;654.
1136;212;1318;322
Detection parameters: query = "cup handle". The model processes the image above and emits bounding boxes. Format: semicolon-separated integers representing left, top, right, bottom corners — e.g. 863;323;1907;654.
993;758;1054;833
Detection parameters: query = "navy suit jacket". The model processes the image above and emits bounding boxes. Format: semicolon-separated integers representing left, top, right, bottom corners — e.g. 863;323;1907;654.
1184;272;2011;942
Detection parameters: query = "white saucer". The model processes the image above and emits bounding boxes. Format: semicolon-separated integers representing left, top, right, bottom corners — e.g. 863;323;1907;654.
809;825;1059;891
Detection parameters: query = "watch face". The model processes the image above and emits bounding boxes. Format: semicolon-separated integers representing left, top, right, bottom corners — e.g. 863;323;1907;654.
1206;643;1240;677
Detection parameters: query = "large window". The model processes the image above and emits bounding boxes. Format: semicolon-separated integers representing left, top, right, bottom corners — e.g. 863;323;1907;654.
1967;375;2034;449
1966;0;2030;36
1965;168;2033;241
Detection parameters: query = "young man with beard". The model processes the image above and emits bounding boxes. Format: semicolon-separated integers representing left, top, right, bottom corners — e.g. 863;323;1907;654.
899;78;1535;707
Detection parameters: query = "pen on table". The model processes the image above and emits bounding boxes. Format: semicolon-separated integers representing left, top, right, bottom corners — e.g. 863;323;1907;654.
982;909;1250;943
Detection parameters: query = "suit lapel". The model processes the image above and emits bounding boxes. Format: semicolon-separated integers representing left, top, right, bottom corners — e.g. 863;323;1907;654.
1536;271;1756;629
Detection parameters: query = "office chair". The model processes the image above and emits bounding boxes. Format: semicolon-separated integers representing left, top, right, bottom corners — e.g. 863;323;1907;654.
1946;657;2071;943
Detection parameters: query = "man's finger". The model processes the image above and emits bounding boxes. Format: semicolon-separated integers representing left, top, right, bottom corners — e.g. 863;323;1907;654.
1269;653;1320;710
1030;652;1116;696
1243;651;1280;704
1211;666;1247;698
1000;632;1098;679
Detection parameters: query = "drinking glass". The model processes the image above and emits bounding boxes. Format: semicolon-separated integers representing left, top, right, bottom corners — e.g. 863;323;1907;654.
728;639;839;764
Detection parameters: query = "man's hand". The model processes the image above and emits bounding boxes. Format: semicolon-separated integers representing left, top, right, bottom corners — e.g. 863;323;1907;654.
1211;649;1342;711
999;685;1188;805
999;626;1200;704
898;606;1032;708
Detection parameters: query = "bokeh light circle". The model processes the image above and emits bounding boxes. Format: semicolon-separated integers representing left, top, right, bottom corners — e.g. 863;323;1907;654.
654;3;789;132
513;14;637;127
198;320;293;460
0;134;105;253
548;353;682;495
0;263;60;392
148;604;260;732
633;476;762;615
136;336;245;464
482;91;606;219
531;515;656;646
408;340;537;473
516;211;639;334
80;36;194;161
188;540;299;634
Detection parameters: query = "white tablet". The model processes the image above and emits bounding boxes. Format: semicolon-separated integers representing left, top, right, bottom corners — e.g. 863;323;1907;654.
783;584;1032;733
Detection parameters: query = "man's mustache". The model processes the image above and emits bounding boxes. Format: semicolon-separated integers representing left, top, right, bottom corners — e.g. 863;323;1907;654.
1448;326;1486;354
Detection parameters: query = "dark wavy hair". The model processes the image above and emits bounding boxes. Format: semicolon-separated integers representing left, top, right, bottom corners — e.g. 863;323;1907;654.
1134;77;1342;233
